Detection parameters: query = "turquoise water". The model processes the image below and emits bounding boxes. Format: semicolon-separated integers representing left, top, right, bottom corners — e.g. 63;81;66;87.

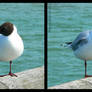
0;3;44;75
48;3;92;87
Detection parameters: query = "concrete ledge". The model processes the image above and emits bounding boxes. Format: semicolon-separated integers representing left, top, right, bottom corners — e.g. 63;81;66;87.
49;77;92;89
0;66;44;89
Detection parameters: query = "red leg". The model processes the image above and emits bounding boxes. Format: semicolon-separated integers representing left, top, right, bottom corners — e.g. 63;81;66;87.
8;61;17;77
0;74;8;77
0;61;17;77
84;60;92;78
85;60;87;78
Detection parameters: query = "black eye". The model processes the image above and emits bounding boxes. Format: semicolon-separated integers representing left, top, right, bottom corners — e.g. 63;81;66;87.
0;26;9;33
0;27;6;31
2;27;6;31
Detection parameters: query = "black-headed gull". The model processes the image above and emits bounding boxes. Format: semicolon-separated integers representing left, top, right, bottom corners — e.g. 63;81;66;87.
0;22;24;77
64;31;92;78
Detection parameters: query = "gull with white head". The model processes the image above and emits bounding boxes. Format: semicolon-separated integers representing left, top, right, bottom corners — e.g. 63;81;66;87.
63;31;92;78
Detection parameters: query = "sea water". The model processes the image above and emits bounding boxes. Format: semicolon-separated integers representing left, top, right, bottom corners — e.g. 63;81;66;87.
0;3;44;75
48;3;92;87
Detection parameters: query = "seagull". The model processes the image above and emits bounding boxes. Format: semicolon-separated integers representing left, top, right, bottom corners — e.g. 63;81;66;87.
0;22;24;77
63;31;92;78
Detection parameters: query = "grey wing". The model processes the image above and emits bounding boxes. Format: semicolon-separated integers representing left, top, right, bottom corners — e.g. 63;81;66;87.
71;31;89;51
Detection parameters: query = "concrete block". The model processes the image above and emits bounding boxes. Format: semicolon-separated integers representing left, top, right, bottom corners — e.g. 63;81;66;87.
0;66;44;89
49;77;92;89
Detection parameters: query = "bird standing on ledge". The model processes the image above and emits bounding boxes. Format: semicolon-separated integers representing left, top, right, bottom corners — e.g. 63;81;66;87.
0;22;24;77
64;31;92;78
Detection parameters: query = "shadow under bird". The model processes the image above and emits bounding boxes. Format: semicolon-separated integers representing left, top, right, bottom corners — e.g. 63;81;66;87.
62;31;92;78
0;22;24;77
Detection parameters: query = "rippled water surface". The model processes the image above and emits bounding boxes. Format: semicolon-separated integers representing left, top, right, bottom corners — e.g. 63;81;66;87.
0;3;44;75
48;3;92;87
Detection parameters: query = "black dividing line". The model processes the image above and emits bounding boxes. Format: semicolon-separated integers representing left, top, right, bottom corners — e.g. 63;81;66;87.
44;2;47;90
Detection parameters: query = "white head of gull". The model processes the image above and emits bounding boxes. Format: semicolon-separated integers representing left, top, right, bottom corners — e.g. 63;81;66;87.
0;22;24;77
64;31;92;78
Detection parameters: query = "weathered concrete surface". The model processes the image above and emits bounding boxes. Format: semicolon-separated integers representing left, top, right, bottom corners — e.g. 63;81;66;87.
0;66;44;89
49;77;92;89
